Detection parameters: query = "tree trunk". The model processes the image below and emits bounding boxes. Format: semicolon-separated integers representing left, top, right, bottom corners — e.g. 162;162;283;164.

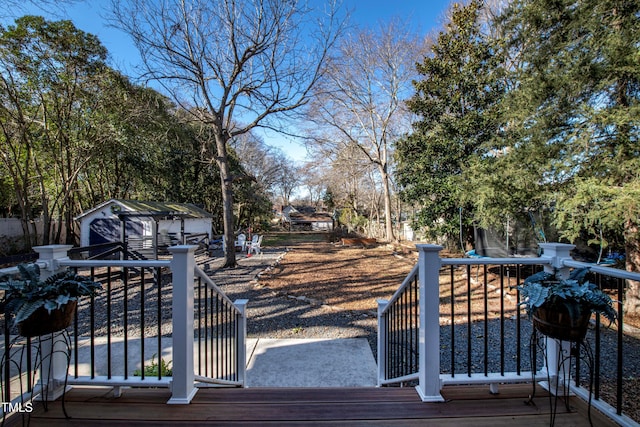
379;164;396;242
624;219;640;316
11;171;36;248
214;131;237;268
3;136;37;248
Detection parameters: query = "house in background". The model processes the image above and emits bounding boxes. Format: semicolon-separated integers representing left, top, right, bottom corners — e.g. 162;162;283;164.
75;199;213;257
280;205;334;231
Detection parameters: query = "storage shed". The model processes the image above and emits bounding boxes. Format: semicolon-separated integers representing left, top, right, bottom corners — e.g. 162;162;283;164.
281;206;334;231
75;199;213;257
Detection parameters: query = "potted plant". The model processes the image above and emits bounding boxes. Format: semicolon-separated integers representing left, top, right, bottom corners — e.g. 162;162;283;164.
0;263;102;337
518;267;617;341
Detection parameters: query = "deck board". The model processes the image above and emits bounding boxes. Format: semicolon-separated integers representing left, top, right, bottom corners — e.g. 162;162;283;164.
4;384;618;426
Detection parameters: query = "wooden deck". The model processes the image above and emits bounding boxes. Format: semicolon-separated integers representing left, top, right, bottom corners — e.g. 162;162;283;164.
6;384;617;426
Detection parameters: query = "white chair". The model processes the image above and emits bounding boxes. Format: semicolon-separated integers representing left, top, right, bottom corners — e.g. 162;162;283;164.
247;235;263;255
247;234;259;251
234;234;246;252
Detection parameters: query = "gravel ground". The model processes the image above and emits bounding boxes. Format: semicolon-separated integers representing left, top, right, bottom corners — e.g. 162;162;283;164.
202;248;379;353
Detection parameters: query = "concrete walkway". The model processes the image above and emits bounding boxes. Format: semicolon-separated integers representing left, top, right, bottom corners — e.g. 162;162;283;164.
246;338;377;387
67;336;378;387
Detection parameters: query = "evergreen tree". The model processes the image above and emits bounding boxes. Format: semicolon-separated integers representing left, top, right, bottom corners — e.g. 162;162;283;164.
0;16;109;245
488;0;640;313
396;0;504;249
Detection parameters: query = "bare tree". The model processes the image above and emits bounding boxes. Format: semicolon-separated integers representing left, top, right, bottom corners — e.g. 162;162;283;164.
110;0;344;267
0;0;79;19
314;142;374;217
230;131;287;197
306;18;427;242
273;159;301;207
298;163;327;210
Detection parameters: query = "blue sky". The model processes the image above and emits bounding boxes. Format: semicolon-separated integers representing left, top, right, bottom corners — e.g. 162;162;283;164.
4;0;453;161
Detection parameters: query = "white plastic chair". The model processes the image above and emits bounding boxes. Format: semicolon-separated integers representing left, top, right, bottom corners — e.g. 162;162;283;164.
247;235;263;255
234;233;246;251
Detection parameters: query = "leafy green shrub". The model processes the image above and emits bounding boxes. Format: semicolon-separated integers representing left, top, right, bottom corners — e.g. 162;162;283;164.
134;354;173;377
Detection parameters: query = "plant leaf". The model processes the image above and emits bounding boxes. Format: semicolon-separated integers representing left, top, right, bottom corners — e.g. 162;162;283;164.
569;268;589;283
14;300;44;325
524;270;553;286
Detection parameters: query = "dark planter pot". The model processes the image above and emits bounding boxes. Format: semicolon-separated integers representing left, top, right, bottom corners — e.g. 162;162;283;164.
533;303;591;342
18;300;77;337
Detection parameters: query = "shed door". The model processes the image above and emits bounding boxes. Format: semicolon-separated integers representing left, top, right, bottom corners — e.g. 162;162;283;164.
89;218;121;246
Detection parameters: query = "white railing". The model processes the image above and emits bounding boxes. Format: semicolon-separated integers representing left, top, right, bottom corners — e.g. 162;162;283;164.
1;244;246;408
377;264;419;385
378;242;640;426
193;266;247;387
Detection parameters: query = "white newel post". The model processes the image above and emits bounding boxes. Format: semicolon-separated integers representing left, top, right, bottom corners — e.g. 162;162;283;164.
538;243;575;391
234;299;248;386
376;299;389;386
168;245;197;404
33;245;74;401
416;244;445;402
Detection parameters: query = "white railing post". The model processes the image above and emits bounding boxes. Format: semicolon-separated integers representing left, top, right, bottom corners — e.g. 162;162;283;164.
32;245;74;401
538;243;575;391
376;299;389;386
539;243;574;278
416;244;445;402
167;245;197;404
234;299;248;385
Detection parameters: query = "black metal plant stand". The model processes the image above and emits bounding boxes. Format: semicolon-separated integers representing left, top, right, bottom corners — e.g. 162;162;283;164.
1;329;72;425
528;327;594;427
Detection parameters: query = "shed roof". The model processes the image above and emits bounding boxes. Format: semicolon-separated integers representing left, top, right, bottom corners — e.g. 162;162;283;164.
75;199;213;221
289;211;333;223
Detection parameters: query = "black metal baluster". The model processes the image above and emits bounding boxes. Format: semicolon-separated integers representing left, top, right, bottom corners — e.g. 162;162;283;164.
594;273;601;399
516;265;522;375
450;265;455;377
500;266;505;376
107;266;112;379
3;321;10;401
412;274;418;373
157;267;162;380
205;284;210;378
216;294;221;379
402;282;407;374
392;304;397;379
196;278;202;377
88;267;95;379
467;265;472;377
617;277;624;415
140;269;145;380
123;266;129;379
483;264;488;376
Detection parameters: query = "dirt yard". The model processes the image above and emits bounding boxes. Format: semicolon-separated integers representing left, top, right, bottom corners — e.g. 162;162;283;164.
258;239;416;313
257;236;521;322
